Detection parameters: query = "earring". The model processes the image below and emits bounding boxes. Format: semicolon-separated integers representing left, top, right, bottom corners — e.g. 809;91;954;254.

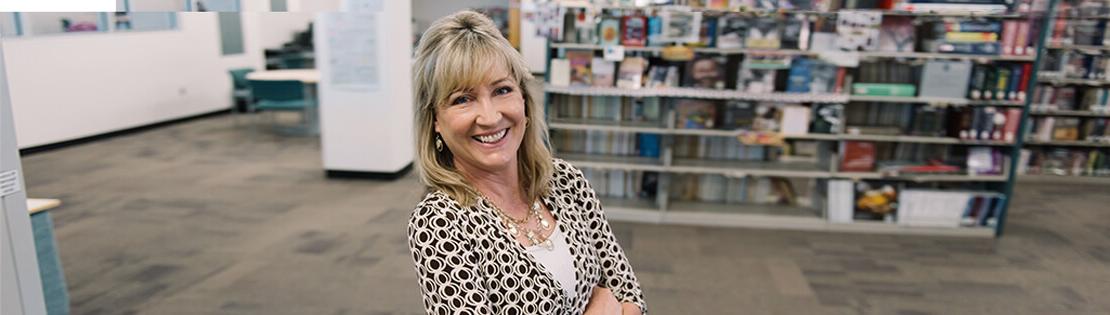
435;134;443;152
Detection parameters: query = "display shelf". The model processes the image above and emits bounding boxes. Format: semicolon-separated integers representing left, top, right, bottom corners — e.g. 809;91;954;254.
1018;174;1110;184
550;43;1035;61
832;171;1010;182
669;128;841;141
549;43;814;56
848;95;1025;106
837;134;1014;146
822;221;996;237
549;119;667;134
1045;43;1110;52
670;158;831;178
550;118;840;141
544;84;850;103
559;153;666;172
1023;140;1110;147
1027;109;1110;117
605;201;994;237
854;51;1036;61
1037;76;1110;86
667;200;820;217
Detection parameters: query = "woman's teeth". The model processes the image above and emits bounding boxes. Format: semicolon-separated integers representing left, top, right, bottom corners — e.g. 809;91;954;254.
474;129;507;143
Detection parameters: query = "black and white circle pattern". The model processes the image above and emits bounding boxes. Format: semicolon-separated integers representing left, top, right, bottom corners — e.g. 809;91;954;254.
407;159;647;314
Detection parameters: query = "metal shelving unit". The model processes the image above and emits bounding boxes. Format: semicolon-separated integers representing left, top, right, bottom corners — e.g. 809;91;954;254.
543;3;1055;238
1017;2;1110;183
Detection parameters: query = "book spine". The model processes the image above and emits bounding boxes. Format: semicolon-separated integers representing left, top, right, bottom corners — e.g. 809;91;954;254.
969;65;985;99
1002;21;1017;55
1018;63;1032;101
937;42;1002;55
1015;20;1031;55
995;67;1010;100
945;32;1000;43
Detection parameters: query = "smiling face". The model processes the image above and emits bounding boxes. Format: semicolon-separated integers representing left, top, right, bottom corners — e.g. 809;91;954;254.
434;62;527;176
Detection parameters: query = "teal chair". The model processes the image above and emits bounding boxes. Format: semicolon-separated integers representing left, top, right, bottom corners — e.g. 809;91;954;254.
248;79;317;134
228;68;254;124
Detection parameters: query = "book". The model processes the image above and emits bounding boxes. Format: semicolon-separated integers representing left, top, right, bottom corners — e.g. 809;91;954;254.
746;17;782;49
675;99;719;129
599;17;621;46
919;60;972;98
721;101;757;129
738;68;777;93
780;105;811;135
836;10;882;51
660;10;701;44
685;55;727;89
621;14;648;47
878;16;915;52
695;15;718;47
647;16;663;46
550;58;570;86
781;14;808;50
851;83;916;97
840;141;876;172
567;50;593;86
591;58;615;87
716;15;749;49
617;57;647;89
786;57;842;93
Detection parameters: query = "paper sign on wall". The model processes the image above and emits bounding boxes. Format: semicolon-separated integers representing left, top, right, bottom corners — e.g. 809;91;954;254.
324;12;380;92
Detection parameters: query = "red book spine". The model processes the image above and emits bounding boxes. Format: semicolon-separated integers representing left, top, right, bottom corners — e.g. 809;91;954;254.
1003;108;1023;142
834;68;847;94
1018;63;1033;101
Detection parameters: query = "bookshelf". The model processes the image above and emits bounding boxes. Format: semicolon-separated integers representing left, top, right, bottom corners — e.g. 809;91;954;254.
540;1;1055;237
1020;0;1110;180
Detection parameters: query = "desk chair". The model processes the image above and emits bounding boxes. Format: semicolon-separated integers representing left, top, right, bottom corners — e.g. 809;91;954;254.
248;79;317;134
228;68;254;124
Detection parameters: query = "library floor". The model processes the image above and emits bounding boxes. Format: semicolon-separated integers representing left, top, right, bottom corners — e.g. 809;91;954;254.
20;114;1110;315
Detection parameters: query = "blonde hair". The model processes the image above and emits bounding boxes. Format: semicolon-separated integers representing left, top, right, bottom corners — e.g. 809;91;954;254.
413;11;553;207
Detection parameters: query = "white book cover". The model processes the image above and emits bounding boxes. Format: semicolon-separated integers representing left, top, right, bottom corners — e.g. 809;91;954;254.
780;105;812;135
550;58;570;87
610;170;626;198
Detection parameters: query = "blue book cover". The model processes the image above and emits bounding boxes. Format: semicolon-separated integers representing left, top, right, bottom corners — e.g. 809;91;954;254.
786;58;813;93
637;133;661;157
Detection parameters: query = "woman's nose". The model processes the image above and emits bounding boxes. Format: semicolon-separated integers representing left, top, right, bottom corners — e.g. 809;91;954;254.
474;97;502;126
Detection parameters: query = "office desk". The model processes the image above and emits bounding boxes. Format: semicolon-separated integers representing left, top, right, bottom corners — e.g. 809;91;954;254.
246;69;320;135
27;198;69;315
246;69;319;83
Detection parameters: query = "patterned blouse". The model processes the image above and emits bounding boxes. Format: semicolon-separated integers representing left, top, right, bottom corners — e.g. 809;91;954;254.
407;159;647;314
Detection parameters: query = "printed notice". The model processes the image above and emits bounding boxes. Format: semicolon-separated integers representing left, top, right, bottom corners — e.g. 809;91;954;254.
325;12;380;92
0;169;21;197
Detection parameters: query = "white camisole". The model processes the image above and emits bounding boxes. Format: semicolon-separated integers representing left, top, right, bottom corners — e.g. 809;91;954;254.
526;224;579;299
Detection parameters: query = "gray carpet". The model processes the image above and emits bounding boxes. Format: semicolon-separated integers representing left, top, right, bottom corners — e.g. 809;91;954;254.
19;114;1110;314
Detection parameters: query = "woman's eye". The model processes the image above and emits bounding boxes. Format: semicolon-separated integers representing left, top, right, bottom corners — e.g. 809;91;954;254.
451;96;471;105
494;86;513;96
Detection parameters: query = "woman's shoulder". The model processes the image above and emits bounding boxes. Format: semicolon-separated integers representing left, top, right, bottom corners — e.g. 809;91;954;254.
550;157;586;181
410;190;465;226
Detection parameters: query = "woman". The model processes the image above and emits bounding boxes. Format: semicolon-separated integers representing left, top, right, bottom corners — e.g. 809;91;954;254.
407;11;647;315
